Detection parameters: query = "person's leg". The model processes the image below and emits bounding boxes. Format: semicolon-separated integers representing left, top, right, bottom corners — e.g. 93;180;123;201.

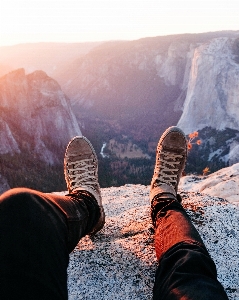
0;188;70;300
0;136;105;300
150;126;228;300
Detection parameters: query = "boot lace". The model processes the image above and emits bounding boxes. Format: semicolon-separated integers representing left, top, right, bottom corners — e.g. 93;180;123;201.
67;157;98;190
154;152;183;187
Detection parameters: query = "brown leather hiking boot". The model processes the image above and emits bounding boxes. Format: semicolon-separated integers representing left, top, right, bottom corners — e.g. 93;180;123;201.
150;126;187;202
64;136;105;234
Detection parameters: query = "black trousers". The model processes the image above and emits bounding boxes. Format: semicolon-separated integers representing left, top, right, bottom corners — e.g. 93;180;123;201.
0;188;100;300
0;188;228;299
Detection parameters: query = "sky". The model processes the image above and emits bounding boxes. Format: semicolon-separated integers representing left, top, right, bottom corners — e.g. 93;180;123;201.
0;0;239;46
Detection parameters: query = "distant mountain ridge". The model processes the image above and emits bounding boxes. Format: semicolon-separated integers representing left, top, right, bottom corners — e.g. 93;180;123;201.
0;42;102;77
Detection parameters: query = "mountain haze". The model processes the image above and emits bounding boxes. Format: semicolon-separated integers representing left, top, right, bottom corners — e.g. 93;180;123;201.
0;42;102;77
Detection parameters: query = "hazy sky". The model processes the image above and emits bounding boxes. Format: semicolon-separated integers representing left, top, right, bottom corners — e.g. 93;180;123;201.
0;0;238;46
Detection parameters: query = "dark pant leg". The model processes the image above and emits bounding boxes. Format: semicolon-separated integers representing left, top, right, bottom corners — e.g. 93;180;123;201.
45;191;100;253
0;188;100;300
152;198;228;300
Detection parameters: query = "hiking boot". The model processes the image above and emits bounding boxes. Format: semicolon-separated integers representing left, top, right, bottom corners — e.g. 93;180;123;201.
150;126;187;202
64;136;105;234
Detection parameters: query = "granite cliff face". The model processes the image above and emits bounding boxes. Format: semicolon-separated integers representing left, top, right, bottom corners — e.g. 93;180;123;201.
0;69;81;192
178;37;239;134
0;68;81;164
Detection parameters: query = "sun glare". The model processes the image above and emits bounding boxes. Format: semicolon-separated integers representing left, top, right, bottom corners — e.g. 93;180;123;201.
0;0;239;46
